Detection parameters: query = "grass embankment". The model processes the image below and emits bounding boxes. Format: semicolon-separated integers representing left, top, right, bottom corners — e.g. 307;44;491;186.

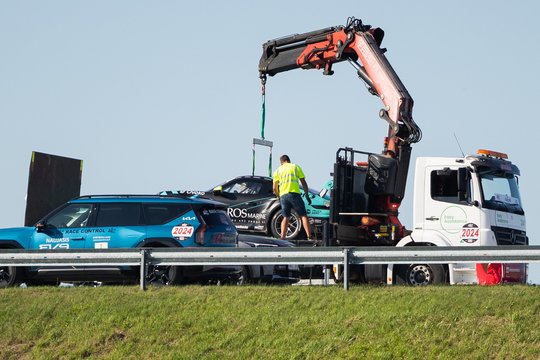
1;285;539;359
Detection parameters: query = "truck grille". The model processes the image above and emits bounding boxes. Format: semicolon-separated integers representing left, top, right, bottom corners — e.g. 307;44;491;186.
491;226;528;245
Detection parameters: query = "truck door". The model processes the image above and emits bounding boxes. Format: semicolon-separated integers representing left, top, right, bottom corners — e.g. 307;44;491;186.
423;167;481;246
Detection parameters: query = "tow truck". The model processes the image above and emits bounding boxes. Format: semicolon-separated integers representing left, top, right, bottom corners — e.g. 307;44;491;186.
259;17;527;285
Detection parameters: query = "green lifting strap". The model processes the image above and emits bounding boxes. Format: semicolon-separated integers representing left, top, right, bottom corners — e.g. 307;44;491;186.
251;142;256;176
268;146;272;177
260;92;266;140
252;81;273;177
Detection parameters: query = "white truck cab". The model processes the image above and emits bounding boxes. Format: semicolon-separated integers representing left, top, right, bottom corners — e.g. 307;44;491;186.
392;149;527;284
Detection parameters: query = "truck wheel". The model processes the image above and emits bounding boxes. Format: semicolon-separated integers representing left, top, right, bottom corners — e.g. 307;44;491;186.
398;264;445;286
332;264;365;284
270;210;302;240
332;264;343;284
0;266;22;288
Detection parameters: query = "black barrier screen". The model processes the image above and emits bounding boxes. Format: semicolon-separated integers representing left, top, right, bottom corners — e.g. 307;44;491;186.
24;151;83;226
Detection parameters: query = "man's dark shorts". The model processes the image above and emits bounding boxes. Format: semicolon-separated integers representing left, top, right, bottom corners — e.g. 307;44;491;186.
280;192;307;217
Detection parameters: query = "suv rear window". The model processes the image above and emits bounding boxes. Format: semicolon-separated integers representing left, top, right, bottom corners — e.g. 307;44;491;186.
143;204;190;225
95;203;142;226
200;208;234;226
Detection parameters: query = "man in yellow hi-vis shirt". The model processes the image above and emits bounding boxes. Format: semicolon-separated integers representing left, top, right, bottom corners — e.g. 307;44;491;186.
272;154;313;240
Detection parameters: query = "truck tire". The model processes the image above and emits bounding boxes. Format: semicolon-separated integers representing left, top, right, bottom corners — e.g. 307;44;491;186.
396;263;446;286
332;264;343;284
332;264;365;284
0;266;22;288
269;210;303;240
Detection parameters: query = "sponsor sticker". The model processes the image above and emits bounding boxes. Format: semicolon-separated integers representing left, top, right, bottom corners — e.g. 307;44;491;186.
46;238;69;243
172;223;194;240
227;208;265;220
95;242;109;249
494;193;519;205
180;190;206;196
440;206;468;234
93;236;111;242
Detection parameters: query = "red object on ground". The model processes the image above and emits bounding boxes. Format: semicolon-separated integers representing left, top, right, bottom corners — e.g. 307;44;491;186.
476;263;502;285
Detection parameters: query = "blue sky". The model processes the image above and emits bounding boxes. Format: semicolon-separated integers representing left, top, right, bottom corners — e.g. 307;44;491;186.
1;1;538;283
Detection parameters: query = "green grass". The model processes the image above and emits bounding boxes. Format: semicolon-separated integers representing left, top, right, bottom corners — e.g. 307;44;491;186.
1;285;539;359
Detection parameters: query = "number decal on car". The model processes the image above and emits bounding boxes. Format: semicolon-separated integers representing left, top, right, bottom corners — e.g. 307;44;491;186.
461;228;479;238
172;223;194;240
460;223;479;243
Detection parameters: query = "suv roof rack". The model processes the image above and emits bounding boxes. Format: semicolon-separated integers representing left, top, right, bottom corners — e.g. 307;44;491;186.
76;194;194;200
158;190;208;197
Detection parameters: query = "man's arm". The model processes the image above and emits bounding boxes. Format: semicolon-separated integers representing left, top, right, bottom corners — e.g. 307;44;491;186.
300;178;309;193
273;181;280;198
300;178;311;204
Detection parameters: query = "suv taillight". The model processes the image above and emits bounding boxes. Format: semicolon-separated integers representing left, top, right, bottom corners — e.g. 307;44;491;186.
195;224;206;245
212;233;223;244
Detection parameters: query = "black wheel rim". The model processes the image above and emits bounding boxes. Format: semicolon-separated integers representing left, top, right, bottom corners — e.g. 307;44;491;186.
408;265;432;286
0;267;14;287
272;213;300;239
147;266;171;286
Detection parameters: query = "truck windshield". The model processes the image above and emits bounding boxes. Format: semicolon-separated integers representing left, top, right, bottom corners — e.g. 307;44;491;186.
479;170;524;215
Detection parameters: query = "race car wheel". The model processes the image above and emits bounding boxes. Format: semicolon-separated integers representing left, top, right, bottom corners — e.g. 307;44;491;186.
270;210;302;240
0;266;22;288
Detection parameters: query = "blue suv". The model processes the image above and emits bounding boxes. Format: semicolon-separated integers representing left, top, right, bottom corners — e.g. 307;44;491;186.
0;195;239;287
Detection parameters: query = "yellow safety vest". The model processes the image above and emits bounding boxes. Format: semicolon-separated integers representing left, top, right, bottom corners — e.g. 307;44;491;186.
273;163;305;196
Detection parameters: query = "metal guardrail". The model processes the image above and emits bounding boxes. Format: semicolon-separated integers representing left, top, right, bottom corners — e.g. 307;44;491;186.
1;246;538;290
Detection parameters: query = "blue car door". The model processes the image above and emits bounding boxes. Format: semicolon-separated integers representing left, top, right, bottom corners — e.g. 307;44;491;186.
30;203;93;250
85;202;146;249
29;203;93;275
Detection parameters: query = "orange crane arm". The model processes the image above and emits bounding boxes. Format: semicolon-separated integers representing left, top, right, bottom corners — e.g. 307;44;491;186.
258;17;421;157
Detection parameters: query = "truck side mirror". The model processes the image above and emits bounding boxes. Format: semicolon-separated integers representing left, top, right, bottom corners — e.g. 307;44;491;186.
457;168;468;202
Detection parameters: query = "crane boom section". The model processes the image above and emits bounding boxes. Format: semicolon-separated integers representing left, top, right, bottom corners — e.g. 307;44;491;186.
259;22;421;152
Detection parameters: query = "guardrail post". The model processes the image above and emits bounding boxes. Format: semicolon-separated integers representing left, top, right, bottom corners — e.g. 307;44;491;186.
323;266;329;286
322;221;330;286
343;248;350;291
140;249;148;291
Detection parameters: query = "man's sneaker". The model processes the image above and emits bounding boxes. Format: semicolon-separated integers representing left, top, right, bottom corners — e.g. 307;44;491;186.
308;235;319;246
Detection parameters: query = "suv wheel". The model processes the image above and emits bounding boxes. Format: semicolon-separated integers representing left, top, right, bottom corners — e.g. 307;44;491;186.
237;266;252;285
147;265;183;286
0;266;21;288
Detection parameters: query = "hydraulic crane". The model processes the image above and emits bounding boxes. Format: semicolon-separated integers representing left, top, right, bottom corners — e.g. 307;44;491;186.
259;17;421;245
